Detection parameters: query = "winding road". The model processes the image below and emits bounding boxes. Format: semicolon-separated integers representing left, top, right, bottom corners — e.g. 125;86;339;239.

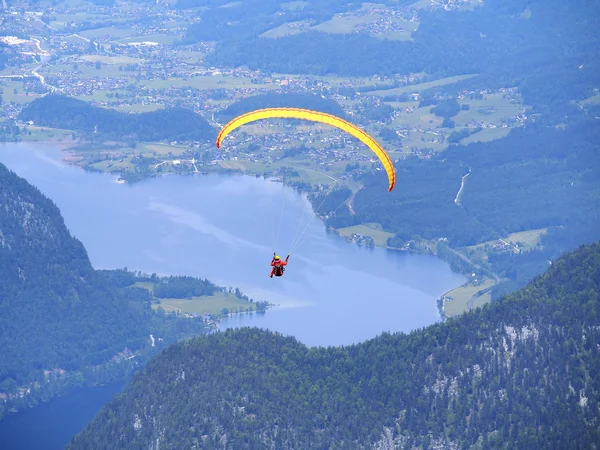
454;169;471;205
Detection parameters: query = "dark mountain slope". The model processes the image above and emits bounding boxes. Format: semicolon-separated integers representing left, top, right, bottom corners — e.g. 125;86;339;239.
0;163;207;418
68;243;600;449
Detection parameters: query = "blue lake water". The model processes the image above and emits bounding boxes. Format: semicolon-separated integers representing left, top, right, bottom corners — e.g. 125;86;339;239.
0;142;465;448
0;381;125;450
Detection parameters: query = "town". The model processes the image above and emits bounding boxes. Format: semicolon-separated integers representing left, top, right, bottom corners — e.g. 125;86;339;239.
1;0;528;186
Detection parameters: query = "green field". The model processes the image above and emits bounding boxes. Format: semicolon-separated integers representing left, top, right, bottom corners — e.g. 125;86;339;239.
79;26;133;40
309;6;418;41
0;80;41;105
369;74;479;96
580;93;600;106
312;13;377;34
260;21;311;38
79;55;146;65
143;75;278;91
443;277;495;317
118;34;176;45
18;126;74;142
139;143;187;155
458;127;512;144
336;223;395;246
506;228;547;250
152;292;257;316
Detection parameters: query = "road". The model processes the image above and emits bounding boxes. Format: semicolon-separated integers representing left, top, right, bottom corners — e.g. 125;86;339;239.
454;169;470;205
347;184;363;215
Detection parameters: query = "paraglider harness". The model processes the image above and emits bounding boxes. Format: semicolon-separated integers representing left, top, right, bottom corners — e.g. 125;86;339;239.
270;254;289;277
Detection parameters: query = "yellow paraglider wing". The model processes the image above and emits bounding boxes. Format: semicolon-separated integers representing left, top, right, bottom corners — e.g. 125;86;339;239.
215;108;396;192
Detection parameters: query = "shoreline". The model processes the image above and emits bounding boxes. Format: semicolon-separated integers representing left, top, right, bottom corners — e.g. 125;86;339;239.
4;138;485;318
328;225;497;319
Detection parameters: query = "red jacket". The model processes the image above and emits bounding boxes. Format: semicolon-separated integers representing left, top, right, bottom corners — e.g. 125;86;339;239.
271;259;288;267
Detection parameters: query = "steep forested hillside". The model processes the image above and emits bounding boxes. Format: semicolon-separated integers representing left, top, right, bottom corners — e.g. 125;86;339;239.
339;120;600;243
0;164;207;420
18;95;216;142
68;243;600;449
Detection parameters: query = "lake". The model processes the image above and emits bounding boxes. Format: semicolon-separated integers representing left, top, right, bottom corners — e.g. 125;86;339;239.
0;142;465;448
0;382;125;450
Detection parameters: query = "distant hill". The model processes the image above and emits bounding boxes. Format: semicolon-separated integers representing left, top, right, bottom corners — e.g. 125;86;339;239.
0;163;208;420
18;95;216;142
204;0;600;120
217;93;347;122
67;242;600;449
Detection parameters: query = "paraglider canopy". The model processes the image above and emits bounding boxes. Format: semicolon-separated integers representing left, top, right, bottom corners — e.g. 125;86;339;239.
215;107;396;192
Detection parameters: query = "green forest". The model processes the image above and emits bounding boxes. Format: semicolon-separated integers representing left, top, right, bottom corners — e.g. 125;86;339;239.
18;95;216;142
67;242;600;449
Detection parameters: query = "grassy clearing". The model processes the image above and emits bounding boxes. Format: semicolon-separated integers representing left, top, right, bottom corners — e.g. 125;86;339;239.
443;277;495;316
453;93;523;127
470;290;492;309
459;127;512;144
139;143;186;155
152;292;256;316
506;228;547;250
580;93;600;105
73;92;115;103
79;55;146;65
20;127;73;141
369;74;479;96
118;34;176;45
392;104;443;127
56;63;130;79
90;159;135;172
79;26;134;39
260;21;311;38
143;75;278;91
467;227;547;253
0;83;41;105
337;223;394;246
312;14;375;34
309;7;417;41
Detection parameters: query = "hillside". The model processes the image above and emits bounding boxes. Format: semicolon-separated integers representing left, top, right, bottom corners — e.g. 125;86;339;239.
67;242;600;449
205;0;599;118
18;95;216;142
0;163;208;420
